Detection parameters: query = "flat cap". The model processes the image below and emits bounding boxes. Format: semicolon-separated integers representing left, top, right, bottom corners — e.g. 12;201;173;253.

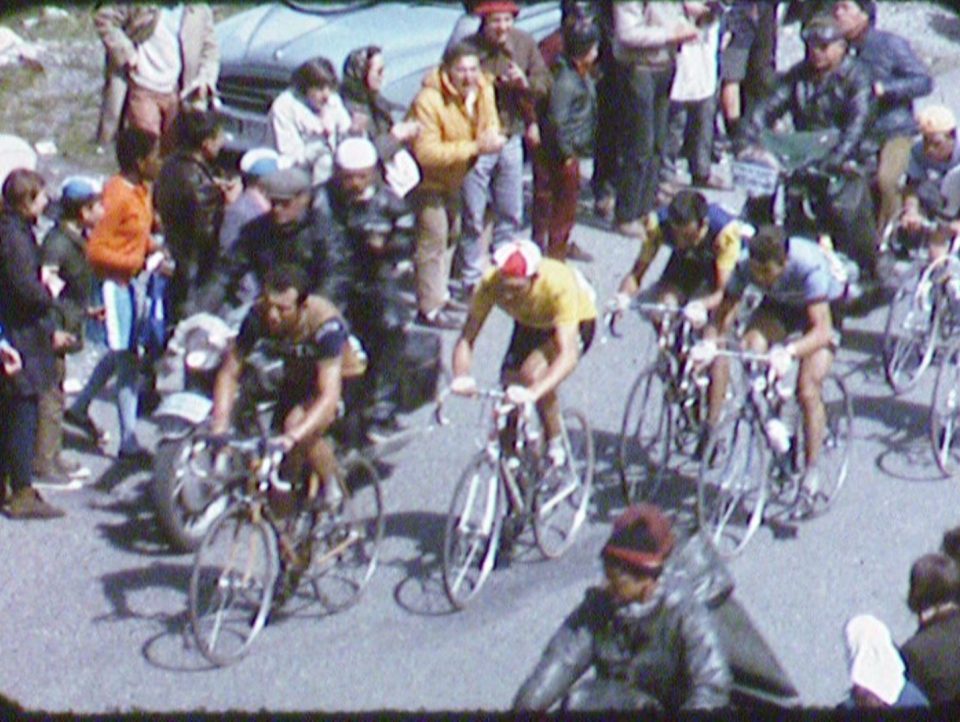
259;167;311;199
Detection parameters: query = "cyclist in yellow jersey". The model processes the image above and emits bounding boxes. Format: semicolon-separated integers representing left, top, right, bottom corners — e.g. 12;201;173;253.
452;238;597;464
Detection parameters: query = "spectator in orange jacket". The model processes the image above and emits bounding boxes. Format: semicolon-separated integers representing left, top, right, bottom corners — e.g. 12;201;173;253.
66;128;163;462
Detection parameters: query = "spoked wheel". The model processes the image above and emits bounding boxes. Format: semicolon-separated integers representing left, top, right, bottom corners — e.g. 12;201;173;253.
697;413;767;558
533;407;594;559
618;361;672;503
883;269;938;394
798;372;854;518
442;453;502;610
189;506;278;667
931;344;960;479
308;455;384;612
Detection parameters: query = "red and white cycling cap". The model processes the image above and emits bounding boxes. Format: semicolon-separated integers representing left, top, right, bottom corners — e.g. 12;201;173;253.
493;238;542;278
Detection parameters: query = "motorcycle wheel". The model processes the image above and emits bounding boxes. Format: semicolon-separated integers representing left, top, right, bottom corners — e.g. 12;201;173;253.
151;436;230;553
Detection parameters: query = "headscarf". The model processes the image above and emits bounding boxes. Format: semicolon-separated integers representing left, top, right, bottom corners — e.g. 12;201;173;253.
845;614;906;706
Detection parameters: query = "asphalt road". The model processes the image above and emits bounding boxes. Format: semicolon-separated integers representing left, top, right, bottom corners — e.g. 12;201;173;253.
5;13;960;715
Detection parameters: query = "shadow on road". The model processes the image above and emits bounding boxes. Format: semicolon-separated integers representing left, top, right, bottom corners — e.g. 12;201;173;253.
856;393;944;483
87;466;176;556
383;510;456;617
95;561;210;672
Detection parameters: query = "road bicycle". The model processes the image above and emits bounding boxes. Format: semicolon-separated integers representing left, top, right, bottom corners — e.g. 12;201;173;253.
696;346;853;557
611;301;709;504
436;387;594;610
882;228;960;394
188;432;384;666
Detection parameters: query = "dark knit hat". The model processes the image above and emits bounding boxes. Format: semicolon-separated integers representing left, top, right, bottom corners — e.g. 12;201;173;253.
601;504;675;575
563;19;599;60
474;1;519;16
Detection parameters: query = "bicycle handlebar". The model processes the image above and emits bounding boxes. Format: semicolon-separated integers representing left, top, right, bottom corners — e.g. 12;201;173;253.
434;385;534;427
605;300;686;339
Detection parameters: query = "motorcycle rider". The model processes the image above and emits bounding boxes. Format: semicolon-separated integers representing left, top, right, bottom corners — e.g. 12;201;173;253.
313;137;412;442
743;13;878;286
832;0;932;241
196;166;351;313
209;263;365;506
513;503;731;711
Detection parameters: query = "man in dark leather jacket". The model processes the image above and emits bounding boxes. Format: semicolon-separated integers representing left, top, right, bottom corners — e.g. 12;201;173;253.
313;137;413;439
514;504;731;712
745;13;878;281
154;109;227;323
196;167;351;315
834;0;932;241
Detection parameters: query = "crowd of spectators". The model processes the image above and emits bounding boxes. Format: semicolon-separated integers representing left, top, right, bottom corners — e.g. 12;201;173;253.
2;0;960;712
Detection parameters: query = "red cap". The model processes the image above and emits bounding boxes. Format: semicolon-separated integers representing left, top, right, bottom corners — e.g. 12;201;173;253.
474;1;520;16
493;239;542;278
601;504;675;575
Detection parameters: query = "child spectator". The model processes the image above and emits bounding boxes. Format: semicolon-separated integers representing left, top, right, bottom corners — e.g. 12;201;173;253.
33;177;105;486
67;128;163;462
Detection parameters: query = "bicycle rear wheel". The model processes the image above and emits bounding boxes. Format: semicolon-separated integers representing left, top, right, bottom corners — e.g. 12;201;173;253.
883;270;937;394
697;412;767;558
189;505;278;667
931;343;960;479
534;407;594;559
443;453;502;610
802;372;853;517
308;455;384;612
618;361;672;503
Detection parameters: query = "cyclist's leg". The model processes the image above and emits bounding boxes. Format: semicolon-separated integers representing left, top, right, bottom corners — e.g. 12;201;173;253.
796;346;834;468
282;404;338;502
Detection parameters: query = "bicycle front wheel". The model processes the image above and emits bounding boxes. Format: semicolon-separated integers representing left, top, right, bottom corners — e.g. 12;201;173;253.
618;362;672;503
697;413;767;558
883;273;937;394
189;505;278;667
443;453;502;610
931;343;960;479
309;455;384;612
534;407;594;559
803;372;853;517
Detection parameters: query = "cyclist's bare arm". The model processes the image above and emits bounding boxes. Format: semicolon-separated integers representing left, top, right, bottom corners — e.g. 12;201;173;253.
617;254;651;298
452;312;485;379
527;323;581;402
793;301;834;358
699;264;734;313
210;341;243;435
711;293;741;338
283;357;343;446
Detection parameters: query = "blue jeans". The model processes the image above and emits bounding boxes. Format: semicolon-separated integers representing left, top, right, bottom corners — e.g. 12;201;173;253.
460;133;524;287
69;350;140;451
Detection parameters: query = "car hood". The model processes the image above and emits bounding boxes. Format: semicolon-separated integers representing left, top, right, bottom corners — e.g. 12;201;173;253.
216;2;462;73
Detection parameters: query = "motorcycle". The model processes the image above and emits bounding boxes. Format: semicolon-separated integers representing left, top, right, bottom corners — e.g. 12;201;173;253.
733;129;869;305
150;310;248;552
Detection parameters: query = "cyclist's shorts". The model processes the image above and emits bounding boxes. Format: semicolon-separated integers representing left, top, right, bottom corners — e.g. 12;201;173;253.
501;320;596;374
659;254;713;301
747;297;843;347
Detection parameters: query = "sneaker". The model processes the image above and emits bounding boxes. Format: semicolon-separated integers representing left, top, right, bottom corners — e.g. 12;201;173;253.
2;487;65;519
594;196;615;222
615;220;646;240
54;453;91;481
565;243;594;263
117;443;152;465
32;473;83;492
64;407;106;444
415;309;461;331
